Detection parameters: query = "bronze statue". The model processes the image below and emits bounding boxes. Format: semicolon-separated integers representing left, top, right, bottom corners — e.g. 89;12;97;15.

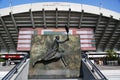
32;25;69;68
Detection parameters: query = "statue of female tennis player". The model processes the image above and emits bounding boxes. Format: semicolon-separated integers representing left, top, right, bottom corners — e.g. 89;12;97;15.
32;25;69;68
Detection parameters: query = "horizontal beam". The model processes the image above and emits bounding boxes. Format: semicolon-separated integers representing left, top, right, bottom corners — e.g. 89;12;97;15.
96;16;113;49
104;20;120;50
0;35;8;51
0;16;16;50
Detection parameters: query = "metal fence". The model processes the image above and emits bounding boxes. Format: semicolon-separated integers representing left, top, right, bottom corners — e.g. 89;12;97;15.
2;55;27;80
82;53;108;80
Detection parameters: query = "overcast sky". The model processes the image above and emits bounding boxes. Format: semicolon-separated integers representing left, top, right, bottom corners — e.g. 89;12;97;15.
0;0;120;13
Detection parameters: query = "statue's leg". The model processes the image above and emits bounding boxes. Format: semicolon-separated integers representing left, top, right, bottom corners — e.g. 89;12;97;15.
43;48;57;60
44;51;57;60
32;58;42;68
53;52;67;67
60;55;67;67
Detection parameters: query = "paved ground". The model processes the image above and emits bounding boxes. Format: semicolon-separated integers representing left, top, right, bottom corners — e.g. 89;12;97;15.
0;62;15;79
0;62;15;71
96;65;120;80
97;65;120;70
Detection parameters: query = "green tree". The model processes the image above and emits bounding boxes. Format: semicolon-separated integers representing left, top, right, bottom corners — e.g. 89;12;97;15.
106;50;118;60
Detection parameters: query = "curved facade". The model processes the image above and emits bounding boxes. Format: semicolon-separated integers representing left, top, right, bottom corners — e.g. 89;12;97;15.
0;2;120;52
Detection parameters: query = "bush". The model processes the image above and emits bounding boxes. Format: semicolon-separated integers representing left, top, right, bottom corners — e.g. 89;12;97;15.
106;50;118;61
0;58;5;62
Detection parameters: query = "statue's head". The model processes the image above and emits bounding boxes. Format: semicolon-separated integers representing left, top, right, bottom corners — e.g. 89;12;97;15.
55;36;60;40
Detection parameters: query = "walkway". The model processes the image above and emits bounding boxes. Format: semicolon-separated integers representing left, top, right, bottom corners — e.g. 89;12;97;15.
97;65;120;80
0;63;15;79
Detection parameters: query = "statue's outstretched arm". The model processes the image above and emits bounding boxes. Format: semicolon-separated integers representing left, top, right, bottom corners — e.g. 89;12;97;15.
57;37;69;44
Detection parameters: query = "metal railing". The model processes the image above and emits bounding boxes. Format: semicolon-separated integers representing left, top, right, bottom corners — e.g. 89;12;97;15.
2;55;27;80
2;52;107;80
82;53;108;80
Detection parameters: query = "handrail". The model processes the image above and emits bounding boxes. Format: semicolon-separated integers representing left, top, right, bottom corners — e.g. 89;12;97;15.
82;53;108;80
87;52;120;57
2;56;27;80
86;57;107;80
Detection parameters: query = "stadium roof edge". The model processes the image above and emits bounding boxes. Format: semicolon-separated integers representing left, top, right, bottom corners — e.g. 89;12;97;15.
0;2;120;20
